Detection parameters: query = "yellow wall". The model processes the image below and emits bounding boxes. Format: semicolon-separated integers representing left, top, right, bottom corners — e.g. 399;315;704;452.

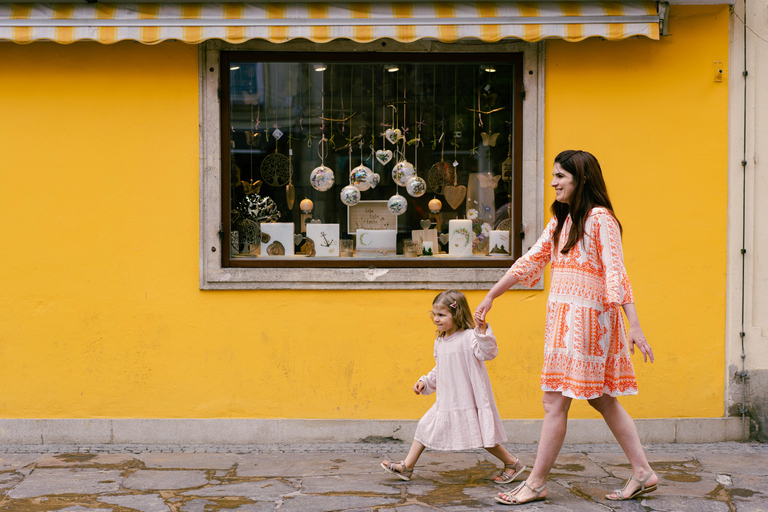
0;5;728;420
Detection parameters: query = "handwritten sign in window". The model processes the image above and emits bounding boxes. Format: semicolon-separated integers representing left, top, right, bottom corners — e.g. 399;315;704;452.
347;201;398;235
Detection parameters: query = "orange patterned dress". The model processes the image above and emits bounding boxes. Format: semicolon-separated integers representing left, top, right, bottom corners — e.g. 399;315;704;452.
507;207;637;399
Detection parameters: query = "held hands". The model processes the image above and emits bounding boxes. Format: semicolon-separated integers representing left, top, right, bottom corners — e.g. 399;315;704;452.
628;324;654;363
474;297;493;325
413;379;426;395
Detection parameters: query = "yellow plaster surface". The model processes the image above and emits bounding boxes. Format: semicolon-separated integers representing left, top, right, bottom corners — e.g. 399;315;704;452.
0;5;728;419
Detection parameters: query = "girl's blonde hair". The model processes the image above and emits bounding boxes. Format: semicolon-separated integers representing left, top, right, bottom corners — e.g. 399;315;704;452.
432;289;475;335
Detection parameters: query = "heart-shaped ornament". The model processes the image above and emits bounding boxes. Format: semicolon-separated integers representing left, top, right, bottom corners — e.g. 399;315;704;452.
420;219;432;230
293;234;304;246
443;185;467;210
385;128;402;145
438;233;450;245
375;149;393;165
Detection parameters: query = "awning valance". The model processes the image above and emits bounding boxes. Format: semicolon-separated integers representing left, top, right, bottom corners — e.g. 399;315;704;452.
0;2;662;45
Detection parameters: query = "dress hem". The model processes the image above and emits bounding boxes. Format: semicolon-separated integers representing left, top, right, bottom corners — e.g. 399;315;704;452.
542;386;639;400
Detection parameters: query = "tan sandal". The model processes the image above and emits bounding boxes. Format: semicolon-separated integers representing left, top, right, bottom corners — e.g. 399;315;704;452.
605;470;657;500
494;459;526;484
380;460;413;481
495;481;547;505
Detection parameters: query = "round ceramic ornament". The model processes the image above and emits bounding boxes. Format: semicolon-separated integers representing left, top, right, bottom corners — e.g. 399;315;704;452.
387;193;408;215
310;165;335;192
368;172;380;189
428;197;443;213
392;161;416;187
405;176;427;197
350;164;373;192
340;185;361;206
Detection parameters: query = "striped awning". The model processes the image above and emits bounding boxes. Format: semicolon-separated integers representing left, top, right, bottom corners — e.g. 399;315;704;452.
0;2;662;45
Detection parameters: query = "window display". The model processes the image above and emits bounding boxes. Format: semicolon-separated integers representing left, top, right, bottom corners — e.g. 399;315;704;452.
220;52;523;268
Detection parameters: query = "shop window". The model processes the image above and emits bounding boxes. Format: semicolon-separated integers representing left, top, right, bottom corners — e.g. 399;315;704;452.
200;40;544;289
221;51;523;267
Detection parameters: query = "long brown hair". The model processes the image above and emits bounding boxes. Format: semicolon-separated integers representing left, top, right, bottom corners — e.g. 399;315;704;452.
432;290;475;335
551;150;621;254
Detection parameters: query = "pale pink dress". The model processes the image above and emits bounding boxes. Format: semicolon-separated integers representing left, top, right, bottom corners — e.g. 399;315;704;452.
413;326;508;451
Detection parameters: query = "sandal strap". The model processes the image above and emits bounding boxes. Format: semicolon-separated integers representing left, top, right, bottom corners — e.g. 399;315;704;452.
523;481;547;495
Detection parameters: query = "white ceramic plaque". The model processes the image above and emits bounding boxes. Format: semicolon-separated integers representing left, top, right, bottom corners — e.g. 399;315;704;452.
489;230;511;256
260;222;295;257
306;223;340;257
355;229;397;257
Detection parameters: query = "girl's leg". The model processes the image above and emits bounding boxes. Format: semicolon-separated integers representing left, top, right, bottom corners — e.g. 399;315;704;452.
588;395;658;497
382;440;425;472
485;445;524;482
498;392;571;503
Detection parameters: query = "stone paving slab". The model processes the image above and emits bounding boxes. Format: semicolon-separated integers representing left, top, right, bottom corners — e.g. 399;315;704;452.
0;443;764;511
7;468;122;499
123;470;208;491
99;493;171;512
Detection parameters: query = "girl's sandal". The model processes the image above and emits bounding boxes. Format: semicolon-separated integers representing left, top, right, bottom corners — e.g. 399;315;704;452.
495;481;547;505
605;471;658;501
494;459;527;484
381;460;413;481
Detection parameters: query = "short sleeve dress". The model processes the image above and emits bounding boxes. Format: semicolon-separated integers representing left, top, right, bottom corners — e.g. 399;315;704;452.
507;207;637;400
413;325;508;451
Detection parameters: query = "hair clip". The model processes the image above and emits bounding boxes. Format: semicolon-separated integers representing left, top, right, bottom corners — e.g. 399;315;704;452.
449;301;458;309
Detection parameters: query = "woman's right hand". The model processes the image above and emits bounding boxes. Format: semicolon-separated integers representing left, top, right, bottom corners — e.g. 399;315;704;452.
474;296;493;324
413;380;425;394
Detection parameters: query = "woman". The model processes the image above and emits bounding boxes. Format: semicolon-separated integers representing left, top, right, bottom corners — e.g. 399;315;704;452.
474;150;657;505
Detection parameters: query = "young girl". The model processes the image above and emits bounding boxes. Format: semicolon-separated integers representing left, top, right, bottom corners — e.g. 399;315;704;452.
381;290;525;484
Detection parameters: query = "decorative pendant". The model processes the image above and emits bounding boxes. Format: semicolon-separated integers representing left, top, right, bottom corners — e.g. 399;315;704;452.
406;176;427;197
427;161;454;195
392;161;415;187
375;150;393;165
385;128;402;145
340;185;361;206
310;165;335;191
387;193;408;215
350;164;373;191
260;152;290;187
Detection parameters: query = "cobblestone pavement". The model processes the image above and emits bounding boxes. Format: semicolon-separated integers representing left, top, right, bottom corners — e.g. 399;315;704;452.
0;442;765;511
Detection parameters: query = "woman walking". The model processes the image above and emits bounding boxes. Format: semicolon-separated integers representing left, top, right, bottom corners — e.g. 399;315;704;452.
474;150;657;505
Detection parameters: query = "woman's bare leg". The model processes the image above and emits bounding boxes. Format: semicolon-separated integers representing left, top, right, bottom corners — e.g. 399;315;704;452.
588;394;658;497
498;392;571;503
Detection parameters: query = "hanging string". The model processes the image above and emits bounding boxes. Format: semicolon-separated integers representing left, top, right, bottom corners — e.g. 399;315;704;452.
371;65;375;149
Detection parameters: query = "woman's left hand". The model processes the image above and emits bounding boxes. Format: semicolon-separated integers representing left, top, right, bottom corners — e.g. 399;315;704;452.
628;324;654;363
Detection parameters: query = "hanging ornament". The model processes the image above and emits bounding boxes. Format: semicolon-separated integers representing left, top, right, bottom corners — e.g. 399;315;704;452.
310;136;334;191
428;197;443;213
385;128;402;145
368;172;380;189
392;161;415;186
310;165;334;191
406;176;427;197
387;193;407;215
350;164;373;191
260;151;290;187
286;151;296;209
444;160;467;210
340;185;361;206
428;132;454;194
375;150;393;165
